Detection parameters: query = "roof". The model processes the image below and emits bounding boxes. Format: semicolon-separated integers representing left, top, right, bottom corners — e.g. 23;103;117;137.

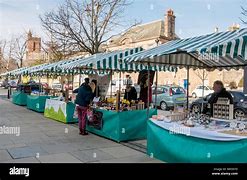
108;20;178;46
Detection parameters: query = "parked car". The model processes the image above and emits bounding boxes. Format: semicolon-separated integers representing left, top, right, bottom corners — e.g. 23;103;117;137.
152;85;186;110
190;91;247;118
191;85;213;98
6;80;18;89
51;83;62;90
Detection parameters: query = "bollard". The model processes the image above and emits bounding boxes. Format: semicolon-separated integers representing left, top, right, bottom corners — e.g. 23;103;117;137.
7;87;10;99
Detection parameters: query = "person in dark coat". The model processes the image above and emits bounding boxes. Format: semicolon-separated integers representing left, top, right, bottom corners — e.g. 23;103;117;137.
91;79;100;98
124;84;137;102
73;78;90;93
203;80;233;116
75;80;93;135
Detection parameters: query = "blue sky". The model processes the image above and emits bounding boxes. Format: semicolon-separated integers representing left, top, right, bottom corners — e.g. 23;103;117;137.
0;0;247;40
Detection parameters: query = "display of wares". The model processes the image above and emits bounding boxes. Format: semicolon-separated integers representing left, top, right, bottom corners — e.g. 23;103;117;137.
183;118;195;127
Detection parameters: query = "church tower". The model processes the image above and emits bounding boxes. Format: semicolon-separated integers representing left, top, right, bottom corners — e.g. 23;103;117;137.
25;30;42;66
164;9;176;40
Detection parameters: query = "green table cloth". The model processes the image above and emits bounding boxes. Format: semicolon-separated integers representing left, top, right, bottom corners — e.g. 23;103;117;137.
12;91;28;106
86;108;157;142
44;99;78;124
27;95;52;113
147;120;247;163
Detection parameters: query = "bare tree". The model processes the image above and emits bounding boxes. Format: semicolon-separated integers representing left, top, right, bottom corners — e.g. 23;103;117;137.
40;0;132;55
0;39;17;73
12;34;27;68
194;69;208;85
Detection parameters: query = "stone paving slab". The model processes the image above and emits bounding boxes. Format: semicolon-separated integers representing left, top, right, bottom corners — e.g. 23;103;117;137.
0;150;13;162
41;143;80;154
2;157;41;163
70;149;115;162
38;153;82;163
7;146;49;159
100;146;144;158
99;154;162;163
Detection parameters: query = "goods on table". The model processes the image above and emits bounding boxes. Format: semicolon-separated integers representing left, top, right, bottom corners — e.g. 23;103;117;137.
213;97;234;120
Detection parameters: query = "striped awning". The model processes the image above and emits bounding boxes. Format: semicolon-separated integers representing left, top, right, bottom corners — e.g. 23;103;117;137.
59;47;176;73
1;67;29;77
126;28;247;70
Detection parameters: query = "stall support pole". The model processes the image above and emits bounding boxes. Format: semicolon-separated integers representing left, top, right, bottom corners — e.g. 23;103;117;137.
39;78;41;96
155;70;158;111
186;66;190;110
79;73;82;86
110;70;113;98
72;73;74;90
201;69;205;112
147;63;150;118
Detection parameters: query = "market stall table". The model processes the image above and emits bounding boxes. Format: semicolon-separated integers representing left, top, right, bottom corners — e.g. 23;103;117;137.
86;108;157;142
147;119;247;163
44;99;78;124
12;91;28;106
26;95;53;113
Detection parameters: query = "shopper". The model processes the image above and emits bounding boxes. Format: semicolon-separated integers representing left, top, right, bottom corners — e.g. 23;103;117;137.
75;79;93;135
73;78;90;93
203;80;233;116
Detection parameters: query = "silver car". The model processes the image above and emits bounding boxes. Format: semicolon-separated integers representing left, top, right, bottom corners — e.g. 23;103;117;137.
152;85;186;110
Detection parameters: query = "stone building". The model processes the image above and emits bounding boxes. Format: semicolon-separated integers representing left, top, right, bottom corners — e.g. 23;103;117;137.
106;9;178;51
24;31;47;66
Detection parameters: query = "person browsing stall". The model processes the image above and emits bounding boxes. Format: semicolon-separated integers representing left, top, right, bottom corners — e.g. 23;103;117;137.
75;80;94;135
203;80;233;116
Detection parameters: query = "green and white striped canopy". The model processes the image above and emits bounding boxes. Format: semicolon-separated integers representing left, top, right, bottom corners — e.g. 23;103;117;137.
59;47;176;73
1;67;29;77
126;28;247;70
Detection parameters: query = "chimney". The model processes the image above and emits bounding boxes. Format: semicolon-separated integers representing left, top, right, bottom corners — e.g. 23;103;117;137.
214;27;219;33
165;9;176;39
228;23;240;31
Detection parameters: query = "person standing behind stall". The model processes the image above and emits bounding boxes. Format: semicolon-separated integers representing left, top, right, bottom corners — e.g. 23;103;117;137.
75;80;93;135
124;83;137;102
139;75;152;108
203;80;233;116
91;79;100;98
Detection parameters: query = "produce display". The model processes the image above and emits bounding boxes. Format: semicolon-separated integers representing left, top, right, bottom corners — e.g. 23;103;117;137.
92;97;145;112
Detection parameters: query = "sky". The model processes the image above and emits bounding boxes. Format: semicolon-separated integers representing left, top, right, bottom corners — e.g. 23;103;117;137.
0;0;247;40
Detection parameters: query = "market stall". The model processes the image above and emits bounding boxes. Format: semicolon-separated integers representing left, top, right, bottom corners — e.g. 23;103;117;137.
58;48;176;141
12;91;28;106
12;83;39;106
26;95;53;113
87;108;157;142
125;28;247;161
148;116;247;162
44;98;78;124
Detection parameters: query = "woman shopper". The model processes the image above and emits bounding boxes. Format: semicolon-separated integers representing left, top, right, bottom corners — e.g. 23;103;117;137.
75;81;93;135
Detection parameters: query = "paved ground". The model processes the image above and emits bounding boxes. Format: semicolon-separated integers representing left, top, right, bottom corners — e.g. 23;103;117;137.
0;88;161;163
